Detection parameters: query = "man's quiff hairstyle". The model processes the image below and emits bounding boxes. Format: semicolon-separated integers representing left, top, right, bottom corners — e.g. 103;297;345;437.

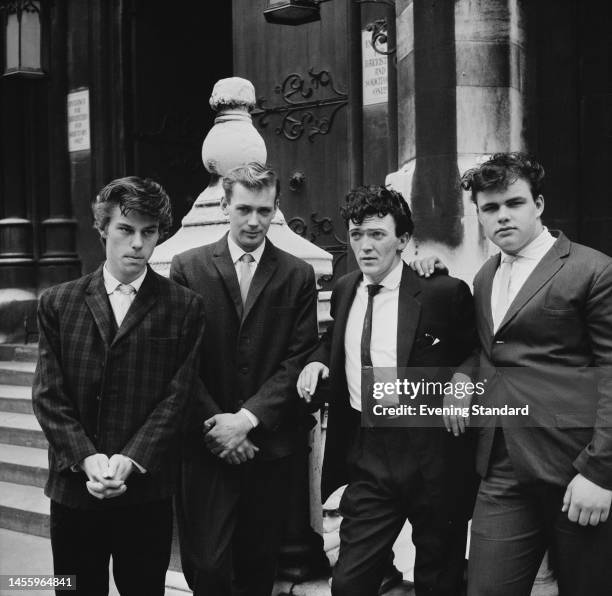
222;162;280;203
92;176;173;239
341;185;414;237
461;152;545;204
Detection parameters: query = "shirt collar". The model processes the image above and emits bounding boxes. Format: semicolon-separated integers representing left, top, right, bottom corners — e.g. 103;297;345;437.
501;226;555;262
103;263;147;295
363;258;403;291
227;234;266;265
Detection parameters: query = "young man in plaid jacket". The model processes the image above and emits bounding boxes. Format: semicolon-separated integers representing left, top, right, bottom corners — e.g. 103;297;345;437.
32;177;205;596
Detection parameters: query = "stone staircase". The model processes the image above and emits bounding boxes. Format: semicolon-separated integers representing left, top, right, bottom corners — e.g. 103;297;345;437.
0;344;193;595
0;346;49;540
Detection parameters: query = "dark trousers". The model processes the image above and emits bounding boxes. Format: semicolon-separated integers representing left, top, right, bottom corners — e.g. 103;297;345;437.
177;451;292;596
332;428;468;596
468;434;612;596
50;498;172;596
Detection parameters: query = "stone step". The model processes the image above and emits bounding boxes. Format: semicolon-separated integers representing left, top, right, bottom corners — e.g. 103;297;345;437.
0;384;33;414
0;343;38;363
0;412;47;449
0;361;36;387
0;481;49;538
0;444;47;488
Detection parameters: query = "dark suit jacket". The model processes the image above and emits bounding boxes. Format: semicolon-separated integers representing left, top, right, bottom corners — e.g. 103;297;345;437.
32;265;205;509
470;233;612;490
309;263;478;512
170;234;319;459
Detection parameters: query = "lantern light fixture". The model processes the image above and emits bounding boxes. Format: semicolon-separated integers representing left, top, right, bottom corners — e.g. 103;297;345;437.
2;0;45;78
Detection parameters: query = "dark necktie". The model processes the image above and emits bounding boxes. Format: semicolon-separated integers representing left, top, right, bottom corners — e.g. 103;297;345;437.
361;284;383;367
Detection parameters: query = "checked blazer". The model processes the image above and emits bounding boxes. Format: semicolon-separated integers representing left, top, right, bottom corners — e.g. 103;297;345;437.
32;265;205;509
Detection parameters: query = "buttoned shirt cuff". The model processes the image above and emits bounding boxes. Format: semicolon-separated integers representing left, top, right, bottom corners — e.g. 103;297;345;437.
239;408;259;428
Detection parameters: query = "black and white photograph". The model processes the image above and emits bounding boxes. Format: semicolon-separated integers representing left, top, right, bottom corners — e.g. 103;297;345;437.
1;1;611;595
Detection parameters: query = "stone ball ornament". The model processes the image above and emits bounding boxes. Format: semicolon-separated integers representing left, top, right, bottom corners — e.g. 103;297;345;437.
201;77;267;176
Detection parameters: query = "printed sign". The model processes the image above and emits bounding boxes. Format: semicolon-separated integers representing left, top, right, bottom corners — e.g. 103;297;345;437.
67;89;91;152
362;30;388;106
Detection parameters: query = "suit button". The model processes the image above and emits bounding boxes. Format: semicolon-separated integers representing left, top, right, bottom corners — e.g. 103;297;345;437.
240;366;248;374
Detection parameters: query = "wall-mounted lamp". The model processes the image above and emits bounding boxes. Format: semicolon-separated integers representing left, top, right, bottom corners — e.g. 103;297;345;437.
263;0;322;26
2;0;45;78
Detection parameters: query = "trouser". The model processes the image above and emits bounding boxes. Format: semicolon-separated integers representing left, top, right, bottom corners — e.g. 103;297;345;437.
177;452;292;596
50;498;172;596
332;427;469;596
468;432;612;596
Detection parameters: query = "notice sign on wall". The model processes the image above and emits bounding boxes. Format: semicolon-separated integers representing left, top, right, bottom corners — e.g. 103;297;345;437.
67;89;91;152
362;30;388;106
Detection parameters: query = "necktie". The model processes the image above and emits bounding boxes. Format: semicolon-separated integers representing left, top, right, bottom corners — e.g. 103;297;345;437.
114;284;136;327
361;284;383;367
238;253;255;305
493;255;518;331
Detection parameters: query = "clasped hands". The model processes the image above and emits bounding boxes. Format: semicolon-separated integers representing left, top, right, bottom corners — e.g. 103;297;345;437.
203;413;259;465
80;453;133;500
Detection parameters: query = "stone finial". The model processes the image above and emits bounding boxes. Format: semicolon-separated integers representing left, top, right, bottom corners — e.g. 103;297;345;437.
209;77;257;112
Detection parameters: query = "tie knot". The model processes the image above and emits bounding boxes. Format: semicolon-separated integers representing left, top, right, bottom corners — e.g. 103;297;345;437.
116;284;135;296
501;254;518;265
239;253;255;264
367;284;383;297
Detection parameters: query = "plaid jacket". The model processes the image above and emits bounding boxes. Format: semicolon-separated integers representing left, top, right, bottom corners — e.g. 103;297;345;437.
32;265;205;509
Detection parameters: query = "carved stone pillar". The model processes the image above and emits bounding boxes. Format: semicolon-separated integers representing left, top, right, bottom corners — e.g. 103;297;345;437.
388;0;530;282
39;0;80;290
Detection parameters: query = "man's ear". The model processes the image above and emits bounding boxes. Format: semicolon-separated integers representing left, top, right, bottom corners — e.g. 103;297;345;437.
220;196;230;215
535;194;545;217
398;233;409;251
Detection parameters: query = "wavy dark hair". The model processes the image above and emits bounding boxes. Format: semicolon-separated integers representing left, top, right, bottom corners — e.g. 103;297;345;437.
461;152;545;204
341;185;414;237
92;176;173;240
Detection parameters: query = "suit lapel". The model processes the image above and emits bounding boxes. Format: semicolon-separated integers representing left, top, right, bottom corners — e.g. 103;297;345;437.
496;234;569;335
397;264;422;366
332;271;361;373
85;266;115;347
112;266;159;346
478;255;499;339
242;240;279;322
212;234;243;319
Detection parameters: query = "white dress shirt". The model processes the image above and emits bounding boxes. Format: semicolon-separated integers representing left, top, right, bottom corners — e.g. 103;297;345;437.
227;235;266;285
345;260;402;411
103;265;147;327
491;227;556;332
226;235;265;428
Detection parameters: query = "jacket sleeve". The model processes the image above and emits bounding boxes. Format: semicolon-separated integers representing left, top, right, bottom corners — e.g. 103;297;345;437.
242;265;319;431
573;261;612;489
306;285;337;368
32;291;98;472
119;293;206;472
169;255;223;422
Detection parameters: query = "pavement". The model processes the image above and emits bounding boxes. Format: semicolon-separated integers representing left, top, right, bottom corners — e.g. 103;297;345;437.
0;527;415;596
0;529;189;596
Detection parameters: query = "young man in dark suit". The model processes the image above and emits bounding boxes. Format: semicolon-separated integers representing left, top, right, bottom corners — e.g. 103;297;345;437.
414;152;612;595
32;177;205;596
297;186;478;596
170;163;319;596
